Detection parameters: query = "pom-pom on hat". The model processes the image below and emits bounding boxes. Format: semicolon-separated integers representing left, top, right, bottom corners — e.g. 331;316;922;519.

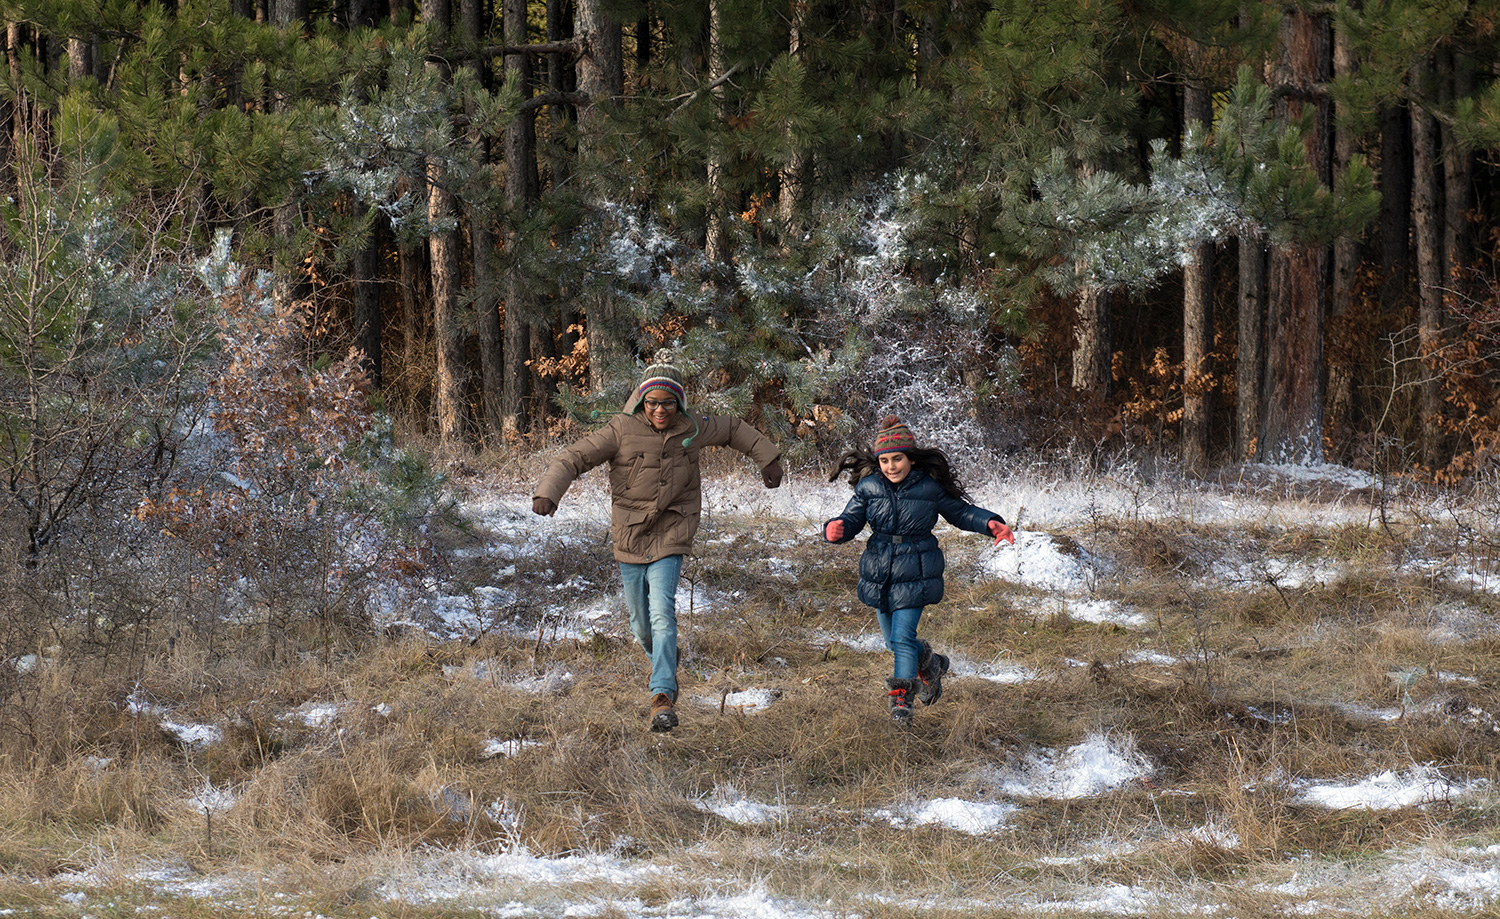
872;415;917;455
623;363;688;414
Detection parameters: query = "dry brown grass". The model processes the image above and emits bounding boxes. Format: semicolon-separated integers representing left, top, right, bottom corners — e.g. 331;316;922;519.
2;478;1500;916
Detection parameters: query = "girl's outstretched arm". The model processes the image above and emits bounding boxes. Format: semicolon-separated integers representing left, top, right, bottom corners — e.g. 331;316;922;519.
824;490;868;543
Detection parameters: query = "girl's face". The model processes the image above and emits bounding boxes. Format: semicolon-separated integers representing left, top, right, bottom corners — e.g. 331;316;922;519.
878;451;912;484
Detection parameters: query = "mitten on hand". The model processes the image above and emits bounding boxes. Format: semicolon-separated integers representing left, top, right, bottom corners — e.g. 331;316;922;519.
762;457;784;488
824;520;845;542
988;519;1015;545
533;496;557;517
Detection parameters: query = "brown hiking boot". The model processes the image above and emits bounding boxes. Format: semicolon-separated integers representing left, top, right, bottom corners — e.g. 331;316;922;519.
649;692;678;732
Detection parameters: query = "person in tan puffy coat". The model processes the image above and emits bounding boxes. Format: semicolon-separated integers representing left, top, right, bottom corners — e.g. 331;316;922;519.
532;362;784;732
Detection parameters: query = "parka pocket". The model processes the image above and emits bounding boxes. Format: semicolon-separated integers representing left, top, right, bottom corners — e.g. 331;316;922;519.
616;506;657;556
610;452;651;498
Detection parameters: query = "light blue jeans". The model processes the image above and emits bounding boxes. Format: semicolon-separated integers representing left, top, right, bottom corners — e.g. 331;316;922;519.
619;555;684;697
877;606;924;680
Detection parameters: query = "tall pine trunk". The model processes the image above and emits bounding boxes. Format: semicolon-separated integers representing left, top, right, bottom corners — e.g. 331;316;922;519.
1411;56;1442;469
1441;48;1474;296
1326;17;1361;456
1182;81;1213;472
577;0;625;392
1261;4;1330;463
425;0;468;445
1072;160;1111;398
1072;288;1111;396
1378;103;1412;310
703;0;728;264
1237;234;1267;459
502;0;540;435
778;0;808;242
463;0;503;439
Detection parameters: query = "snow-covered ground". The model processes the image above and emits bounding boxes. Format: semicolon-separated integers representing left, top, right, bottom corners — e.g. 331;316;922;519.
36;461;1500;917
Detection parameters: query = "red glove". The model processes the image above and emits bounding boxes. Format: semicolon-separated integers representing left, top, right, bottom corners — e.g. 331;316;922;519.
824;520;845;542
989;519;1014;545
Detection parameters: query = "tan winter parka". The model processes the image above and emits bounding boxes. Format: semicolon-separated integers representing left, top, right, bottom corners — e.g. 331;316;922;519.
533;409;781;564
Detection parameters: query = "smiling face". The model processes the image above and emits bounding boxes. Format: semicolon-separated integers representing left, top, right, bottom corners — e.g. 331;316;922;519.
641;388;679;430
878;451;912;484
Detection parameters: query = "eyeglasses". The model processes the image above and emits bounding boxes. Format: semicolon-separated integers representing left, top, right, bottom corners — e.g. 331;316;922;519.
643;398;678;411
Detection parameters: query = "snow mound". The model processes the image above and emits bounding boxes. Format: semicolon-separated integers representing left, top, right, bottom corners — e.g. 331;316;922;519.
991;732;1153;799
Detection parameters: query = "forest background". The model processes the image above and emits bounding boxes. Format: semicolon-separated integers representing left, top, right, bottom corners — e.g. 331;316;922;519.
6;1;1500;911
10;0;1500;488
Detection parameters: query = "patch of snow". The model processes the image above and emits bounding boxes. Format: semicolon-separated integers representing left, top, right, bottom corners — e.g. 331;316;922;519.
1124;650;1179;666
815;631;888;654
698;786;785;825
695;688;778;714
186;783;236;814
377;849;667;906
291;703;340;727
1254;462;1374;491
1059;599;1148;628
889;798;1016;834
982;531;1105;593
162;720;222;749
1296;766;1471;810
990;732;1153;799
967;657;1039;684
482;738;544;759
1036;882;1159;914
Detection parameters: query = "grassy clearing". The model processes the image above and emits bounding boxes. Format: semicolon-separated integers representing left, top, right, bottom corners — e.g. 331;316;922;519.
3;468;1500;916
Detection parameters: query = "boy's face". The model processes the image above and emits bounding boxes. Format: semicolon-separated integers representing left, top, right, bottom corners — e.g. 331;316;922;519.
642;388;678;430
878;451;912;484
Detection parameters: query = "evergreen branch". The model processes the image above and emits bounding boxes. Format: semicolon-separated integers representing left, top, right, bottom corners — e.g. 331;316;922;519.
426;41;583;66
520;92;589;114
670;63;743;116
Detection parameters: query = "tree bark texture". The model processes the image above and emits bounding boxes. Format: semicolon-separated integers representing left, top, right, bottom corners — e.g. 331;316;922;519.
577;0;626;393
425;0;469;445
1072;285;1111;396
1411;56;1442;468
1327;18;1361;454
1237;235;1267;460
1441;48;1474;293
1261;5;1330;463
1378;103;1412;310
778;0;808;242
1072;162;1111;397
703;0;728;264
1182;81;1214;472
501;0;539;435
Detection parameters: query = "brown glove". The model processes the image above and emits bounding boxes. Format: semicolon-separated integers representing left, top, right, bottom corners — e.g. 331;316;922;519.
761;457;784;488
532;496;557;516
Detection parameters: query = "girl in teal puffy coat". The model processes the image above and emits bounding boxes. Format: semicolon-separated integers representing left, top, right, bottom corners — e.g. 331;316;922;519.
823;416;1014;724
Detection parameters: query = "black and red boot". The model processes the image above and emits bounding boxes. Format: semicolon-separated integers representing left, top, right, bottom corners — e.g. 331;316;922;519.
916;640;950;705
886;678;917;725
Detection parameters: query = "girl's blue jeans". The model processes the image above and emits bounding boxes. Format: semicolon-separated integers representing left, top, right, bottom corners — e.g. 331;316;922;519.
619;555;684;697
878;606;924;680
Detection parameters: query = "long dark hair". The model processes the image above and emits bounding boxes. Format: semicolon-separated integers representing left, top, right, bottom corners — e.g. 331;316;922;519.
829;446;972;502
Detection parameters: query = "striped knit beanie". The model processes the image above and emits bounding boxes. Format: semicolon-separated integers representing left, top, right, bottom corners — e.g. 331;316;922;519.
623;363;687;415
872;415;917;455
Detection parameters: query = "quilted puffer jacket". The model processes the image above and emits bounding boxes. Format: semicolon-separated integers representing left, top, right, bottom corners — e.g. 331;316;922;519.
534;409;781;564
825;468;1003;614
